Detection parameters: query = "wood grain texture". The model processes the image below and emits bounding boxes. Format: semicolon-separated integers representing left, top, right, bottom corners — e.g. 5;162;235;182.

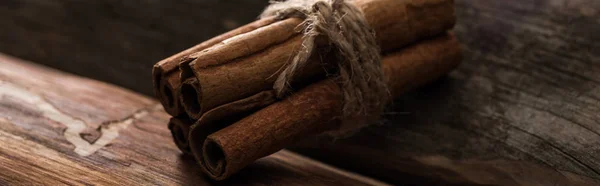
294;0;600;185
0;53;387;186
2;0;600;185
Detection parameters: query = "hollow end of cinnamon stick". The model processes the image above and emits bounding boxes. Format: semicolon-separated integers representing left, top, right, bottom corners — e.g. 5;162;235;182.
180;79;203;119
202;138;227;178
188;115;240;180
153;66;183;116
186;91;279;179
160;79;181;115
168;117;194;154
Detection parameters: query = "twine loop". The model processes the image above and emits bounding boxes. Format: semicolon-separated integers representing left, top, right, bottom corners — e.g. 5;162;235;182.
261;0;389;135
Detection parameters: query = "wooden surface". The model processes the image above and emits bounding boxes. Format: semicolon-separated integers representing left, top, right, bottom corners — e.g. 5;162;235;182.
0;0;268;95
294;0;600;185
0;53;387;186
1;0;600;185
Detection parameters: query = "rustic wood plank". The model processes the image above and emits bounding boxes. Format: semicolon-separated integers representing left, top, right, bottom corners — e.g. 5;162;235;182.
293;0;600;185
0;53;388;186
3;0;600;185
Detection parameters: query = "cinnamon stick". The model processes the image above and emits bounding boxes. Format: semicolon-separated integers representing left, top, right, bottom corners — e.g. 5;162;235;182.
192;33;463;180
180;0;456;118
152;17;277;116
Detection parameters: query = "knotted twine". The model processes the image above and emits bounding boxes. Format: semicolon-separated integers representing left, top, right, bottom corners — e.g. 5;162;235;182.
261;0;389;136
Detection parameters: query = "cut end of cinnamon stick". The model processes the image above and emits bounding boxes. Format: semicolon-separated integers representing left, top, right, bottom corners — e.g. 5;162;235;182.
187;91;279;180
202;138;227;179
168;117;194;154
153;66;185;116
180;78;203;119
159;79;179;114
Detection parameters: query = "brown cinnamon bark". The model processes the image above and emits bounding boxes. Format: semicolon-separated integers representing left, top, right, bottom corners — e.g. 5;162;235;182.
192;33;462;180
180;0;456;118
180;36;331;119
179;18;303;80
152;17;276;116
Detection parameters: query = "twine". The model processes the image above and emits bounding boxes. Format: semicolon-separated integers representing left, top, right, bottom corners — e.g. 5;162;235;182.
261;0;389;136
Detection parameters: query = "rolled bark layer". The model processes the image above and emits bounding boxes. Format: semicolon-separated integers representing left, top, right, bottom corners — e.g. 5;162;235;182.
152;17;276;116
168;117;195;155
181;36;332;119
193;34;463;180
179;18;303;80
188;91;278;170
181;0;456;118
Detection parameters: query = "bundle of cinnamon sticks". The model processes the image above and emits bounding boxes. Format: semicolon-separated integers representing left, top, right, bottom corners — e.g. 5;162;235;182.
153;0;461;180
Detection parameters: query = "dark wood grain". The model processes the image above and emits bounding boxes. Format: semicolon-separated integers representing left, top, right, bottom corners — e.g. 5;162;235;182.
294;0;600;185
0;0;268;95
0;53;388;186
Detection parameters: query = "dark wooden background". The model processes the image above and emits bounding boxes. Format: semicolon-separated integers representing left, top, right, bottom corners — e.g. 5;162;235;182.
293;0;600;184
1;0;600;185
0;0;269;95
